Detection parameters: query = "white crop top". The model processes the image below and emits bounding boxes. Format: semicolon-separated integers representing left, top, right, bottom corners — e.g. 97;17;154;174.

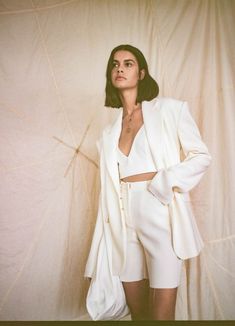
117;125;157;179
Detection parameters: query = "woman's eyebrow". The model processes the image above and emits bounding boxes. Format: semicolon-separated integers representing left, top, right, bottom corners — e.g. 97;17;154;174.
113;59;136;63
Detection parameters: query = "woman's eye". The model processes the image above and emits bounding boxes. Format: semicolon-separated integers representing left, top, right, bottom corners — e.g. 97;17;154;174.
126;62;132;67
112;62;119;68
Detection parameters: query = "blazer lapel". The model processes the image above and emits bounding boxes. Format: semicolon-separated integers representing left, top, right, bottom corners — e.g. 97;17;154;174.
102;109;123;195
142;98;164;170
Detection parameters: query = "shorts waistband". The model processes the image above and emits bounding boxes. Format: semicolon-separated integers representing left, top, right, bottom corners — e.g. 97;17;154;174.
120;179;151;190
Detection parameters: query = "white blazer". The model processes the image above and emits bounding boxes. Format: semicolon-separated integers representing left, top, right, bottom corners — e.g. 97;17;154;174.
85;97;211;278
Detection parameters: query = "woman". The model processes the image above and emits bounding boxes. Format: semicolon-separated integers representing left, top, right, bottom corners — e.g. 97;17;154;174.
85;44;211;320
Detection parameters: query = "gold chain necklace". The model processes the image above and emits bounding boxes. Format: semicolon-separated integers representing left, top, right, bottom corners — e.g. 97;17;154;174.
123;105;140;133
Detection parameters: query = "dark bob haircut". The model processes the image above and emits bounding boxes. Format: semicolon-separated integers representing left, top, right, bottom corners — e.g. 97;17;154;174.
105;44;159;108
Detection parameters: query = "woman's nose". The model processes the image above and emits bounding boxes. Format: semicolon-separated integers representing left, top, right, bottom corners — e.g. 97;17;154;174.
117;66;123;73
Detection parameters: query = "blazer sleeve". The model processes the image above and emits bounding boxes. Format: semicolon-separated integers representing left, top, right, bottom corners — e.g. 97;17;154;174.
84;137;104;278
84;193;104;278
148;101;212;205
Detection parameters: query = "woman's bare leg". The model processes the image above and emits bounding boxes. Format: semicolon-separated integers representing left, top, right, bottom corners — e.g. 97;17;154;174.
149;287;178;320
122;279;149;320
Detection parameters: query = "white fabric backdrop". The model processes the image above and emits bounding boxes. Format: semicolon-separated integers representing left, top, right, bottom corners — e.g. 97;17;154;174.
0;0;234;320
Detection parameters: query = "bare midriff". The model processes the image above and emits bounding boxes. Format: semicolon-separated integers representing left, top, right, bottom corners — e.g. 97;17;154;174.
120;171;157;183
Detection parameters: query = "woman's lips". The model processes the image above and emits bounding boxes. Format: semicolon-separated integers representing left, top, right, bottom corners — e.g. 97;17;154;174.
115;76;126;80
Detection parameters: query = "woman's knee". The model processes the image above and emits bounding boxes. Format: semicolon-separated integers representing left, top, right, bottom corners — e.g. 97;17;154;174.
122;280;149;320
149;287;178;320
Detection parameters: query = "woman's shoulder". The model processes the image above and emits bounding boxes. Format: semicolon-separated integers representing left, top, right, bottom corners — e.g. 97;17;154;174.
157;96;185;108
146;96;185;116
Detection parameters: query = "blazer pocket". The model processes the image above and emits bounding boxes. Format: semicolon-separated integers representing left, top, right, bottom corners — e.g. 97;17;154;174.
146;187;168;207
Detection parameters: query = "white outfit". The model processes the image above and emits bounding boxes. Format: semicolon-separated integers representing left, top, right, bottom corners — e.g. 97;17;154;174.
117;125;157;178
119;180;182;288
117;125;182;288
84;97;212;280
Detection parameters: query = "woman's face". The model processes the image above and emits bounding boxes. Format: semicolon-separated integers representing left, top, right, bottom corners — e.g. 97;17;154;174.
111;50;144;91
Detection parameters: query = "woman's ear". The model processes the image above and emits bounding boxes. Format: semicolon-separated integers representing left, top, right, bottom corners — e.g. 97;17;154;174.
139;69;145;80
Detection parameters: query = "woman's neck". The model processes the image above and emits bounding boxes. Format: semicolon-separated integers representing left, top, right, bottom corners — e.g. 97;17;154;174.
119;89;139;116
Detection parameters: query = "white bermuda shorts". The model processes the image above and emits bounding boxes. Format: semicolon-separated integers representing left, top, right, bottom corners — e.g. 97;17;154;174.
119;180;182;289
